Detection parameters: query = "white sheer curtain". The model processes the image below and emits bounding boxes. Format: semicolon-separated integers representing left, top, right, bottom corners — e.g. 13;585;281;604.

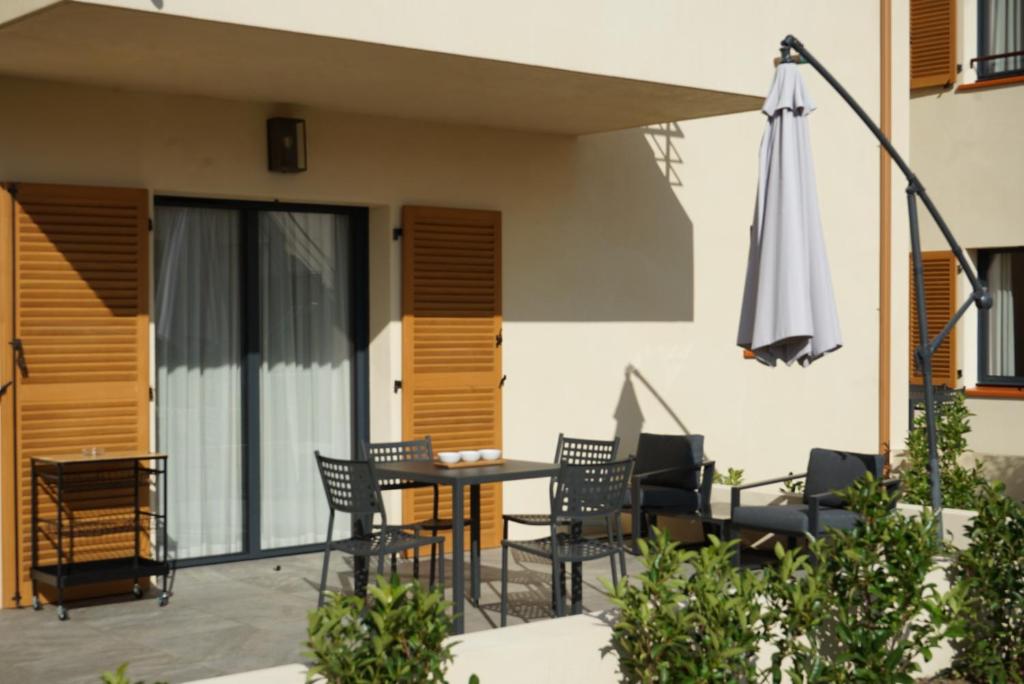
981;0;1024;77
155;206;244;559
259;211;352;549
987;252;1016;376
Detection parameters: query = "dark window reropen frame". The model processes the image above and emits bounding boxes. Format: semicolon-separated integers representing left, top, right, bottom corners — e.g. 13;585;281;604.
977;3;1024;80
153;195;370;568
977;247;1024;387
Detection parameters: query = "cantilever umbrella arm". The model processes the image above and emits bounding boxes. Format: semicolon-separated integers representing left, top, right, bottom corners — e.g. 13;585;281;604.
779;35;993;537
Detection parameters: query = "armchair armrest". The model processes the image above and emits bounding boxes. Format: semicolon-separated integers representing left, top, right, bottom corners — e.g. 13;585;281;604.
730;472;807;511
633;460;716;483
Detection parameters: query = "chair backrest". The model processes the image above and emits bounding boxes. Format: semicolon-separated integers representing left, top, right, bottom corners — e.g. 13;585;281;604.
551;459;634;521
555;433;620;466
315;451;385;518
363;437;433;491
633;433;704;490
803;448;885;508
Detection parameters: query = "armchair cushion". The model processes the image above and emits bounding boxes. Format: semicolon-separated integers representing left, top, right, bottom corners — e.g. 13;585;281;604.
731;504;860;535
634;433;704;490
803;448;885;508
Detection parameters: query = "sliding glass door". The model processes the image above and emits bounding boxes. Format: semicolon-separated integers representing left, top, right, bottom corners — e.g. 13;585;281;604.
154;200;366;562
155;206;244;559
258;211;353;549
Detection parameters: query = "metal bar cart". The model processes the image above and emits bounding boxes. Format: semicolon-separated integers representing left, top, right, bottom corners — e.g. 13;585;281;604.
30;452;169;621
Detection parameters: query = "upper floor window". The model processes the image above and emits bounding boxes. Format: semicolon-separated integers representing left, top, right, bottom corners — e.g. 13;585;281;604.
977;0;1024;79
979;249;1024;386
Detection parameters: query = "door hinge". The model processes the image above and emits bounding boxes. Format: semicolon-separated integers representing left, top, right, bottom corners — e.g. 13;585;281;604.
495;330;503;348
393;380;402;393
149;386;155;401
393;227;402;241
148;218;154;232
499;375;507;388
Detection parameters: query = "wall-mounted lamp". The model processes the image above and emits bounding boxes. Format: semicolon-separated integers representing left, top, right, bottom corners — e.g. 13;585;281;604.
267;117;307;173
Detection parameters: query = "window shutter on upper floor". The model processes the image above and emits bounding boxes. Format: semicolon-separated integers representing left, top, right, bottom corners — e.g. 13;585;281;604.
911;0;957;90
909;250;958;387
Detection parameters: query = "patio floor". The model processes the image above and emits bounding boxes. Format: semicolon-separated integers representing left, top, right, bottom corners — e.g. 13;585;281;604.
0;547;646;684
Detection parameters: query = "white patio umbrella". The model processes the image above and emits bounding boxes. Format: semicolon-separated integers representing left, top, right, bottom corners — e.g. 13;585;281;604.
737;62;841;367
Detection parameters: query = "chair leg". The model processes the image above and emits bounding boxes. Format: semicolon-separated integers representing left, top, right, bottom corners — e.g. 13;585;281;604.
552;559;565;618
607;518;619;586
391;553;398;577
317;510;335;608
438;537;445;592
377;551;386;578
500;542;509;627
413;544;420;580
429;541;437;587
615;516;627;576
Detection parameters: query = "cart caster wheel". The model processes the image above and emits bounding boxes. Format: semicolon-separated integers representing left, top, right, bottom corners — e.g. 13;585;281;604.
31;596;41;611
158;592;169;607
56;605;68;621
131;583;143;599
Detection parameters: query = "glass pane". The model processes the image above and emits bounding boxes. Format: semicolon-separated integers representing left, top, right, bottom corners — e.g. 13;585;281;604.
259;211;352;549
986;251;1024;378
979;0;1024;78
155;206;244;559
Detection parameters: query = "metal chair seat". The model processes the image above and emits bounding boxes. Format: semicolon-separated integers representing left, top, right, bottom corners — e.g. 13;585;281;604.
331;526;440;556
505;533;622;563
502;513;552;526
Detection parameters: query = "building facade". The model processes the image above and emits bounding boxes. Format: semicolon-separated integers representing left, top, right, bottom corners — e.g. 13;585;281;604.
0;1;912;608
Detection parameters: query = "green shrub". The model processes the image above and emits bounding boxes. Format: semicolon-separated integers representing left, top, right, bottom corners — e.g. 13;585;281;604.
902;391;988;510
713;467;745;486
306;575;454;684
99;664;165;684
950;482;1024;682
605;528;767;683
765;476;962;683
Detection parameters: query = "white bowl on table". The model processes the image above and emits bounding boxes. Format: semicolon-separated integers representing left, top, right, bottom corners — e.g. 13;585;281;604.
479;449;502;461
438;451;461;464
458;450;481;463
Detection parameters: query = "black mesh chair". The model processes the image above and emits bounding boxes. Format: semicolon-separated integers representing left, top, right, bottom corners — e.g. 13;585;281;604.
501;434;619;608
314;451;445;607
728;448;894;564
500;458;633;626
364;437;474;587
623;433;715;552
502;434;620;537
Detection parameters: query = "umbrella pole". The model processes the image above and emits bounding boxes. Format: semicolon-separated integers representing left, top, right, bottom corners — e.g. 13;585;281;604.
779;35;994;541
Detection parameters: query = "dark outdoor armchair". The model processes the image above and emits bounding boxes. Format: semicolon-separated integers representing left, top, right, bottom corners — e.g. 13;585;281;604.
623;433;715;552
728;448;896;562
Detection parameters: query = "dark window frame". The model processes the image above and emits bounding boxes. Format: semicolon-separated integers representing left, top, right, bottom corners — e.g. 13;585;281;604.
153;195;370;567
977;3;1024;80
977;247;1024;387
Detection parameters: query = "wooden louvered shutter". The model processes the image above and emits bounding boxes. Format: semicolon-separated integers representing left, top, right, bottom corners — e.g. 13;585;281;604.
911;0;957;90
401;206;503;550
1;183;150;606
909;251;957;386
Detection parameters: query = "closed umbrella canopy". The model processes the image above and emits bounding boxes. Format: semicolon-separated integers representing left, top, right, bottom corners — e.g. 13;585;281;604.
737;62;841;367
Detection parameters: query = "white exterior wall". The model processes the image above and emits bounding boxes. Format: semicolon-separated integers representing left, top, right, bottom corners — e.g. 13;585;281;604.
911;0;1024;497
0;1;911;580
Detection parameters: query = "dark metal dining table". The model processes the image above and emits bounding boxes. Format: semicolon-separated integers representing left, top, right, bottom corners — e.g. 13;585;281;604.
373;458;561;634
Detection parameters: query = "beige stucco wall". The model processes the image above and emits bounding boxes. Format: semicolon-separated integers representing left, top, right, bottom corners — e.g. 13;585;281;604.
911;0;1024;491
0;2;911;599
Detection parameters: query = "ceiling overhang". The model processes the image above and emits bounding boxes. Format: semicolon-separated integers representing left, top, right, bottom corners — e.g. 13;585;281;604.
0;2;763;135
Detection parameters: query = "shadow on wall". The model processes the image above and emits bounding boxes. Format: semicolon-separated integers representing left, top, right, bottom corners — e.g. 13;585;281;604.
979;454;1024;502
504;124;694;322
613;364;697;456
